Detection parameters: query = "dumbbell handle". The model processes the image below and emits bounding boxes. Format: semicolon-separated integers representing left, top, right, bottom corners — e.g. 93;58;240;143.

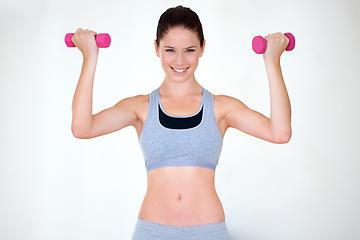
65;33;111;48
252;32;295;54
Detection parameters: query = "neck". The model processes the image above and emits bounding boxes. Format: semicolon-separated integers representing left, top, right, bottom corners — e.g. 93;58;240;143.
159;78;202;97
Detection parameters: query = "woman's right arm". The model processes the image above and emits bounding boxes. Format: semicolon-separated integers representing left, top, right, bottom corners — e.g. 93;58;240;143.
71;28;140;139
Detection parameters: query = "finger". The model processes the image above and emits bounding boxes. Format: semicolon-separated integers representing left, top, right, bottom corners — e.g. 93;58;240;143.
75;28;82;34
274;32;289;42
264;33;275;40
277;32;286;39
82;29;97;36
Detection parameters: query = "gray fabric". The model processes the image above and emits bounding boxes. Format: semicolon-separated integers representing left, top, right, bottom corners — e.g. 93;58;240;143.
139;88;223;172
131;218;232;240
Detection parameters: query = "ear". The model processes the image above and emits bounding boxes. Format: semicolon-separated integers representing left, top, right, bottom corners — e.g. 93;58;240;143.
199;39;206;57
154;40;160;57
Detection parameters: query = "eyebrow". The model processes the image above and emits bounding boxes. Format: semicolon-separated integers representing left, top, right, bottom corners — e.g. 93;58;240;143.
164;46;197;49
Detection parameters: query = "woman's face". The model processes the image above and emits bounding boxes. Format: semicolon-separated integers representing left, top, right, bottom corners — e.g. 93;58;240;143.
155;27;205;83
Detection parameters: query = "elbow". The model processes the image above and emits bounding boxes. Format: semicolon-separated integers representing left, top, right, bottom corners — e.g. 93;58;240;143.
272;129;292;144
275;135;291;144
71;125;90;139
71;116;94;139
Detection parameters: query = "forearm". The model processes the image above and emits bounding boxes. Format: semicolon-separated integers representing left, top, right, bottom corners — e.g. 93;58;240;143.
71;56;98;136
264;59;292;142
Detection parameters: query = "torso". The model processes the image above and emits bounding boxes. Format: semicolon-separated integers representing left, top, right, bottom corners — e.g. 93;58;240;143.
132;89;228;226
138;167;225;226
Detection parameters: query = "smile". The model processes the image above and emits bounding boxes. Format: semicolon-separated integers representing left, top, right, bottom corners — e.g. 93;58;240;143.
171;67;189;73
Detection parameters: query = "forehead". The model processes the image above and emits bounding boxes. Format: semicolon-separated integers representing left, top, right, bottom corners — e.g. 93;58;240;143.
160;27;200;47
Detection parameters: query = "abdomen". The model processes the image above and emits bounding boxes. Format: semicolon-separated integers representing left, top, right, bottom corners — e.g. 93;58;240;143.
138;166;225;226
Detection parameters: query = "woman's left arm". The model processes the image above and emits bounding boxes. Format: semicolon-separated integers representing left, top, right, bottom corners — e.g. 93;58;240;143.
263;32;292;143
218;33;291;143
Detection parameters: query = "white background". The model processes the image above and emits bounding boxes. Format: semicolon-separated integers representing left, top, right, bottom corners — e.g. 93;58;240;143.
1;0;359;239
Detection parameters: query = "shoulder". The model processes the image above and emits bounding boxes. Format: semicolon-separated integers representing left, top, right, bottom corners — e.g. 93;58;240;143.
211;94;249;133
213;94;250;123
114;94;150;108
213;94;237;103
110;94;150;119
119;94;150;119
213;94;247;111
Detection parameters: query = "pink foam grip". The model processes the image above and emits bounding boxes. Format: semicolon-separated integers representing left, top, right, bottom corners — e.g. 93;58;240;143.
252;32;295;54
65;33;111;48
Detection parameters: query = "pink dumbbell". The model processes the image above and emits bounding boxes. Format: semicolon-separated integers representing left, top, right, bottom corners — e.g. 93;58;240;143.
65;33;111;48
252;32;295;54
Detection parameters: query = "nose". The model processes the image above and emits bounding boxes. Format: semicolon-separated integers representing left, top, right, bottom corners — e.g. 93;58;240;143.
175;52;185;66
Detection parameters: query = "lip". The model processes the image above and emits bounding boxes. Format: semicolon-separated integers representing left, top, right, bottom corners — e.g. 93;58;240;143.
170;66;189;74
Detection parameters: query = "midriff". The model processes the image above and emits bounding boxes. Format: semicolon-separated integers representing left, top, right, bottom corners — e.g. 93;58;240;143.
137;166;225;226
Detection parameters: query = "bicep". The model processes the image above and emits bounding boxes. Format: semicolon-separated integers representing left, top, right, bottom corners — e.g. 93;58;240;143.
86;97;139;138
224;97;274;142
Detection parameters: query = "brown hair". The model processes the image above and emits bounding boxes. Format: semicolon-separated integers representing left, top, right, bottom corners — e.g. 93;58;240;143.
156;6;204;47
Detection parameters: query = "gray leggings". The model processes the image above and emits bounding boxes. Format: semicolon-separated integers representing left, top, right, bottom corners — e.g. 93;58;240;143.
131;218;232;240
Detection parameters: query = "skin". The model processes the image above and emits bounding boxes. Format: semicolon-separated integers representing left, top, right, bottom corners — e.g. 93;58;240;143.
71;26;291;226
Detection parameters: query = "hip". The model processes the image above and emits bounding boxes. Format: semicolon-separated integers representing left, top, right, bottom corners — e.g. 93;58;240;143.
131;217;232;240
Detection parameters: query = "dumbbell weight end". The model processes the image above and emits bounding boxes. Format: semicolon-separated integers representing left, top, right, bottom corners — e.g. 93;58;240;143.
65;33;76;47
284;32;295;51
252;36;267;54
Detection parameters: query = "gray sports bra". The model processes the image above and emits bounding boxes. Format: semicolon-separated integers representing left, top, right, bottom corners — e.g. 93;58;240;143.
139;88;223;172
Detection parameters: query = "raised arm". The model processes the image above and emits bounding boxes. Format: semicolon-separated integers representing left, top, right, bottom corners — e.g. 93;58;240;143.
71;28;142;139
216;32;292;143
263;32;292;143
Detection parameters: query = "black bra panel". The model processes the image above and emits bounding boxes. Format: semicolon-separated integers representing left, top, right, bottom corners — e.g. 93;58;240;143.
158;105;203;129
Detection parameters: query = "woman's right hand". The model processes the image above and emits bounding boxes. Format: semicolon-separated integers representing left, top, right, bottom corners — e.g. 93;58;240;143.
71;28;99;58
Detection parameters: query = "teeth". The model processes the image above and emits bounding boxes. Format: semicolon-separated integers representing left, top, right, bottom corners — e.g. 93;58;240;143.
172;67;187;73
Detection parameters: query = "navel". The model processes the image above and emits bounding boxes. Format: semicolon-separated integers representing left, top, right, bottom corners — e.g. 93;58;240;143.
177;194;183;201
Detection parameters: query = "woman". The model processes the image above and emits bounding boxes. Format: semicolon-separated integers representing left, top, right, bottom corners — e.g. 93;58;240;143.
71;5;291;240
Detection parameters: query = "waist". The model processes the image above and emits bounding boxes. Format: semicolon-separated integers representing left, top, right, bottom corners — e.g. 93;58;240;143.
138;166;225;226
146;159;217;172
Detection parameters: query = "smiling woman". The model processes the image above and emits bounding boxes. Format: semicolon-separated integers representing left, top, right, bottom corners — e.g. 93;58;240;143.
154;26;205;83
70;5;291;240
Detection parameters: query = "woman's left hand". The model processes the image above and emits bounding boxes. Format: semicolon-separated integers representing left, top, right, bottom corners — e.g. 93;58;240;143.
263;32;290;61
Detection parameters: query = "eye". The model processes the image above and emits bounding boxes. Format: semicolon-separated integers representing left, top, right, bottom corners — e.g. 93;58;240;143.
186;49;195;53
165;49;175;53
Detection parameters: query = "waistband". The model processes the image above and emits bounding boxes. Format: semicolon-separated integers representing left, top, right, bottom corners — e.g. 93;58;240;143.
134;218;228;236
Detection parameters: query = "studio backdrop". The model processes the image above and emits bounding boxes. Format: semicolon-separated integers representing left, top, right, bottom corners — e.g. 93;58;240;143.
0;0;359;239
